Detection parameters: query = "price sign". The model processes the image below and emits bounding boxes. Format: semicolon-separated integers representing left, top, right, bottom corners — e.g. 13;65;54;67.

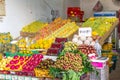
79;27;92;37
0;74;5;79
10;71;15;75
32;77;39;80
18;76;24;80
12;75;18;80
25;77;31;80
6;75;12;80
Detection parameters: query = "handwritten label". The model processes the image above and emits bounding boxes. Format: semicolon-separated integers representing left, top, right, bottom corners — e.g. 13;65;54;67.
18;76;24;80
12;75;18;80
79;27;92;37
10;71;15;75
0;74;5;79
32;77;39;80
6;75;12;80
25;77;31;80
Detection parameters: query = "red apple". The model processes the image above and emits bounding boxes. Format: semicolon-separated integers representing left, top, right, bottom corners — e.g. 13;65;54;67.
39;54;43;58
14;60;19;64
15;65;20;69
6;64;10;67
14;55;19;59
10;65;15;70
20;56;25;61
20;62;24;65
10;60;15;64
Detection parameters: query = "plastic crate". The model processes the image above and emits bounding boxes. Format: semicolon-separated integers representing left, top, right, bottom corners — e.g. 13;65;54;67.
91;62;105;69
5;50;39;57
91;57;109;69
5;52;17;57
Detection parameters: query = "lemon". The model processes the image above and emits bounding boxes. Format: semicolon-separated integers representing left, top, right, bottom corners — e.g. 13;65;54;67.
92;31;98;36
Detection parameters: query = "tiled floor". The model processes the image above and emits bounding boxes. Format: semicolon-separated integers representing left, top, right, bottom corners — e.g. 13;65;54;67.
109;54;120;80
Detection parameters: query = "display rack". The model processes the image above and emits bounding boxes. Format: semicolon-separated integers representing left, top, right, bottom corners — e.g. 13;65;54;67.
99;19;119;46
0;18;119;80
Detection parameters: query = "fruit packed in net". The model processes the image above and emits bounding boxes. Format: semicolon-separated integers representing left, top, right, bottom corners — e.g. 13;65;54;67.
53;52;84;72
34;69;52;78
78;44;97;56
36;58;55;69
63;41;78;52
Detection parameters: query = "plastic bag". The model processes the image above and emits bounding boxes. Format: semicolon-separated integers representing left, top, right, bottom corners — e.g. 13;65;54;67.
93;1;103;12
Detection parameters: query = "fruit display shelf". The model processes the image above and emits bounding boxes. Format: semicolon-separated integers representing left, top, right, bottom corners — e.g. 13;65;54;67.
82;17;119;46
0;42;94;80
36;18;70;40
99;19;119;45
0;56;57;80
45;22;79;41
5;50;39;57
20;20;47;38
20;31;37;38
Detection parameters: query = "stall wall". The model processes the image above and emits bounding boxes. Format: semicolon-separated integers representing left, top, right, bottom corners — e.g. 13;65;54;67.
80;0;120;20
0;0;64;38
64;0;80;18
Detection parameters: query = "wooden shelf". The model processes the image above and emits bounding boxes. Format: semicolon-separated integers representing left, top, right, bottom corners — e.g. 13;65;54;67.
99;19;119;45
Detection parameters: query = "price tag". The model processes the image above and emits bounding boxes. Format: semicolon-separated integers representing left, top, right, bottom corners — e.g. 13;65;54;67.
32;77;39;80
18;76;24;80
0;74;5;79
12;75;18;80
79;27;92;37
25;77;31;80
10;71;15;75
6;75;12;80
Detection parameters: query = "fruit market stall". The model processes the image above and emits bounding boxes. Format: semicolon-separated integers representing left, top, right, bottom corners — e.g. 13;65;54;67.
0;40;96;80
0;18;92;80
0;16;119;80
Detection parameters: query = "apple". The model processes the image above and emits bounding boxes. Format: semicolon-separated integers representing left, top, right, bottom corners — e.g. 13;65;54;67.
14;55;19;59
39;54;43;58
14;60;19;64
30;57;35;61
10;60;15;64
20;62;24;65
19;56;25;61
6;64;10;67
10;65;15;70
15;65;20;69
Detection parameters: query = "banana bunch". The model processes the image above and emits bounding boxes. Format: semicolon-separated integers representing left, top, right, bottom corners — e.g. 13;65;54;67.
102;42;113;50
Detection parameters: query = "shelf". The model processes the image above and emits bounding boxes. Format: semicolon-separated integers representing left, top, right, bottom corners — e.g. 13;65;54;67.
99;19;119;45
